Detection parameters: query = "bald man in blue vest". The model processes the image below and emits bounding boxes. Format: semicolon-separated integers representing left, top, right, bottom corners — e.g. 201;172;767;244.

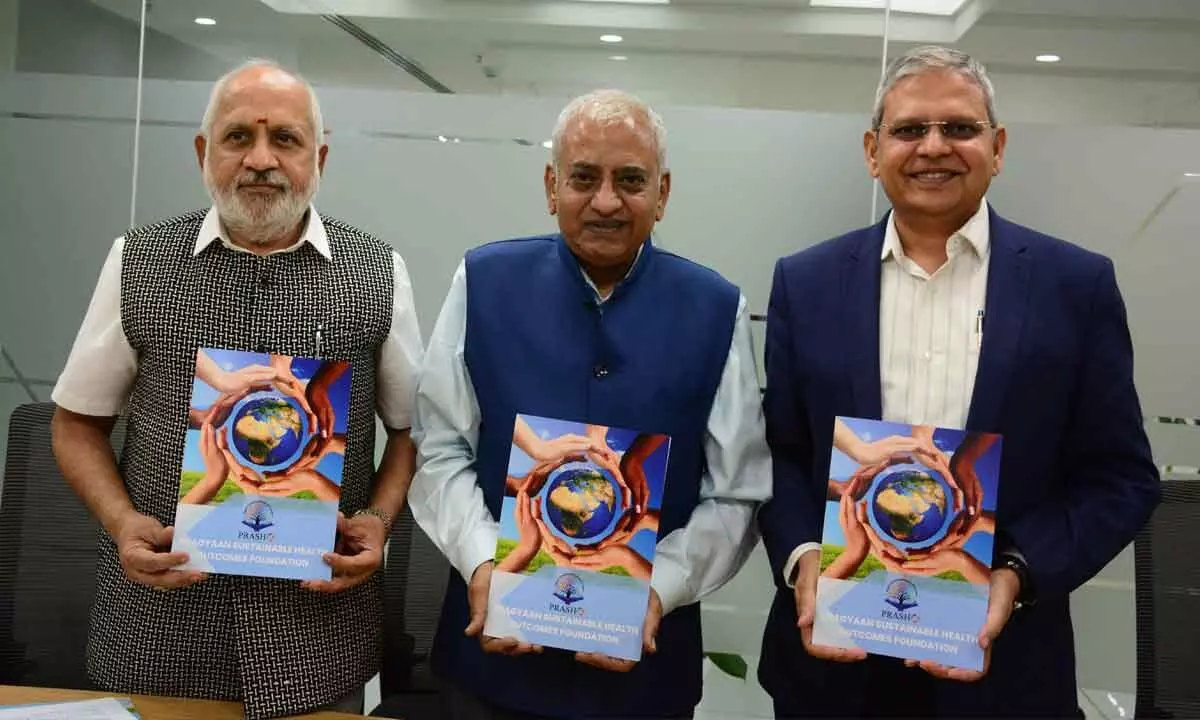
406;89;772;719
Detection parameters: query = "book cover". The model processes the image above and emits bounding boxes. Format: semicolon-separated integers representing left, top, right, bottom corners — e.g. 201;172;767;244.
170;348;351;581
812;416;1002;671
483;413;671;661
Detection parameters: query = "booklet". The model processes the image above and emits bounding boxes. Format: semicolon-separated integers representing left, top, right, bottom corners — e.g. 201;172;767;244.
812;416;1003;671
170;347;352;581
0;698;136;719
483;413;671;661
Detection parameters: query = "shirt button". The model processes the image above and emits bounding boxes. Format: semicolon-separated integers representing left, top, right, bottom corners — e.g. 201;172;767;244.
592;365;609;379
923;351;932;361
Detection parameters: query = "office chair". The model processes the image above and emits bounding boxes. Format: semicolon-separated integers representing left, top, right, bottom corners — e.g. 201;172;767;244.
0;402;125;689
370;505;451;718
1134;478;1200;719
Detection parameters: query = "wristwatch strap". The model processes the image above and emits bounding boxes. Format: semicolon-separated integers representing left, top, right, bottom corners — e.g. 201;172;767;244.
352;507;394;536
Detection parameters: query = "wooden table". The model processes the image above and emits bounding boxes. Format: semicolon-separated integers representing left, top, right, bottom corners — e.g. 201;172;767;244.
0;685;396;719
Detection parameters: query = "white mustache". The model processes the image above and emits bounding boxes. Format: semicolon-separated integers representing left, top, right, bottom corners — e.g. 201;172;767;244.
235;171;291;189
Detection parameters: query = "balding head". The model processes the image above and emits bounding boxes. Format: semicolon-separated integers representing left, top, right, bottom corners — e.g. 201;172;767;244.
195;59;327;251
200;59;324;143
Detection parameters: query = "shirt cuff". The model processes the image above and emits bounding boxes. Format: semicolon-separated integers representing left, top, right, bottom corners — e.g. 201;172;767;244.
782;542;822;588
650;556;692;617
377;408;412;431
50;385;125;417
452;521;500;585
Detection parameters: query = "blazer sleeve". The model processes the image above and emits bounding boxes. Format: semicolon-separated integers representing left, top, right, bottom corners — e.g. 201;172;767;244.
757;258;825;587
1005;257;1161;598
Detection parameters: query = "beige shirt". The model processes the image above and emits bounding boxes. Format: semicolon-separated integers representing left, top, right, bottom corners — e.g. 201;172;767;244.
879;199;990;428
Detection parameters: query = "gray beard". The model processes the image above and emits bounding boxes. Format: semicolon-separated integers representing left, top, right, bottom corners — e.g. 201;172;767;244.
204;167;318;246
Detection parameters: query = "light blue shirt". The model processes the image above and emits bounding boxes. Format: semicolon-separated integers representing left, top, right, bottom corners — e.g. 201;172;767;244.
408;258;772;616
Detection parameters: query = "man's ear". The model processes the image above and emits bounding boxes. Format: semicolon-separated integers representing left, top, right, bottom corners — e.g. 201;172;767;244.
544;163;558;215
194;134;207;171
863;129;880;179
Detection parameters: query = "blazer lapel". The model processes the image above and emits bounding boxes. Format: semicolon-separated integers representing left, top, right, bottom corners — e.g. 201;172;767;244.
845;219;887;420
966;213;1031;432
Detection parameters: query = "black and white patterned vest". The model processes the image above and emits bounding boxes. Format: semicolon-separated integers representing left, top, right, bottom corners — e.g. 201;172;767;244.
87;209;393;719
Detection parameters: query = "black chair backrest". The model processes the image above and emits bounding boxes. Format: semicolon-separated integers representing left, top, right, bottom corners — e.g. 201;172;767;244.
1135;478;1200;719
0;402;125;689
379;503;451;696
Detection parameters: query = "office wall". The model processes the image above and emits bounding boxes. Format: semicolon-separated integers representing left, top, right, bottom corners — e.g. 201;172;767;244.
493;48;1200;129
0;0;16;72
14;0;226;80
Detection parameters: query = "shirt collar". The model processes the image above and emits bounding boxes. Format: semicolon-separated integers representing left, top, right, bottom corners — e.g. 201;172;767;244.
193;205;331;260
881;198;990;263
580;242;646;303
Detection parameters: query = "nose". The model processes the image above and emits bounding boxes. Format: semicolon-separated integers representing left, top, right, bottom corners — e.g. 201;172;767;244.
916;125;952;157
243;135;279;172
589;177;622;214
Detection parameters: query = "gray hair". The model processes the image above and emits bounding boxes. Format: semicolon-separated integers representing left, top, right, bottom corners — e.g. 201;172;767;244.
550;89;668;174
871;46;998;129
200;58;325;144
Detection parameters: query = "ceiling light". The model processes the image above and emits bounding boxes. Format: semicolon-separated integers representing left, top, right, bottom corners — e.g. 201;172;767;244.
541;140;553;149
600;34;624;43
1035;54;1062;63
194;17;217;26
437;135;448;143
809;0;967;16
568;0;668;4
609;55;628;61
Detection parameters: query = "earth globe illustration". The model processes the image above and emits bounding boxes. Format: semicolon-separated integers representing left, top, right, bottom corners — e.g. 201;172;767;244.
543;462;621;544
868;465;952;549
230;392;308;471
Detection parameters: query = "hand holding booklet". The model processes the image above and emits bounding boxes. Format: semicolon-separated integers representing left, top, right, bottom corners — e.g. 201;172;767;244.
483;413;671;661
170;348;352;581
812;416;1003;671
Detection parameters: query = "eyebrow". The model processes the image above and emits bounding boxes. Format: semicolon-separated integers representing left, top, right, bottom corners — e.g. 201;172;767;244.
568;162;648;175
219;121;307;136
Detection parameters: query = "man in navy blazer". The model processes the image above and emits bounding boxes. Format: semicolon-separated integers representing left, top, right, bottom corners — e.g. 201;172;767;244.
758;46;1160;718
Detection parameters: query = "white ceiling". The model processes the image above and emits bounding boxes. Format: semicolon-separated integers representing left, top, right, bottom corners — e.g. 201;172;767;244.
85;0;1200;123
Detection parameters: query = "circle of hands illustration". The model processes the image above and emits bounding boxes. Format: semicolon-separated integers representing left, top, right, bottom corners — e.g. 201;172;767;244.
824;429;995;585
189;354;350;504
499;425;660;581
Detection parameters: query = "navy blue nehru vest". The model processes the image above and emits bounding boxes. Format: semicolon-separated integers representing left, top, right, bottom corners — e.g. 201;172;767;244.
430;235;740;717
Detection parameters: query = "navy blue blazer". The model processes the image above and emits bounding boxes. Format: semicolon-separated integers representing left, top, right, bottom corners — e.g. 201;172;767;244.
757;210;1161;717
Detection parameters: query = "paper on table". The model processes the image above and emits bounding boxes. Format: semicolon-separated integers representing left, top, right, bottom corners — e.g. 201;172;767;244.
0;697;135;719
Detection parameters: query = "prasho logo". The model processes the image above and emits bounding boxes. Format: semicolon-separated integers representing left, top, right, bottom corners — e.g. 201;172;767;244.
552;573;585;606
884;578;919;612
240;500;275;538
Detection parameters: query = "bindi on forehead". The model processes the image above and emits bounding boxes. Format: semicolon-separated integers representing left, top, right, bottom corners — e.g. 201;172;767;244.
256;117;269;125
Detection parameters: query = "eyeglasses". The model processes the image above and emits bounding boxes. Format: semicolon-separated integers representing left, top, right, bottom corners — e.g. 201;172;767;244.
876;120;993;142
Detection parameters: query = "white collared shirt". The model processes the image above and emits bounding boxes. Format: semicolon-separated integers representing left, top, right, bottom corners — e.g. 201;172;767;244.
52;206;424;429
407;258;772;616
783;200;992;586
879;199;990;429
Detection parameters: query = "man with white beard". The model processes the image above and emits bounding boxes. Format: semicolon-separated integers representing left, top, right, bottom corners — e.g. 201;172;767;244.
50;60;423;719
